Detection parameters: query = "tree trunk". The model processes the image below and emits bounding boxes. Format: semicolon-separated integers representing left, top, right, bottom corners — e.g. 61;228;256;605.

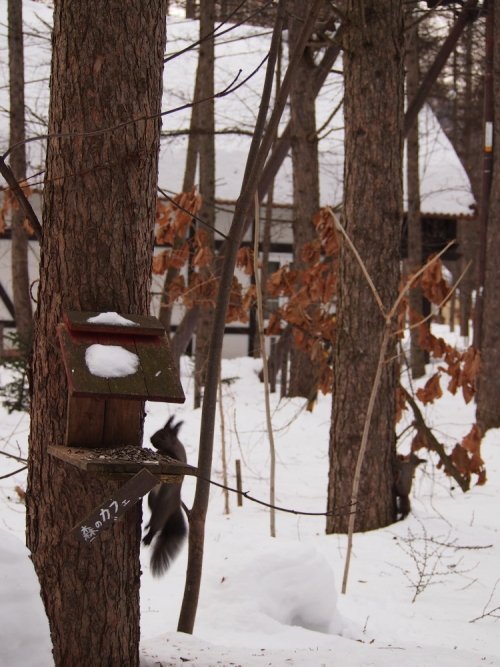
287;0;321;398
326;0;404;534
476;2;500;432
458;23;478;338
26;3;167;666
158;60;202;333
186;0;197;19
194;0;216;409
405;9;426;379
8;0;32;343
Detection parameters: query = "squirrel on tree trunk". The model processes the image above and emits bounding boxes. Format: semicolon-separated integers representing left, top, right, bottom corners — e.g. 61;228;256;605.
395;452;426;520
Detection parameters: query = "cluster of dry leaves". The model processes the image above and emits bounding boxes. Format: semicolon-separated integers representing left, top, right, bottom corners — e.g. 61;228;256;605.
403;260;485;488
155;194;486;488
264;208;339;393
153;192;255;323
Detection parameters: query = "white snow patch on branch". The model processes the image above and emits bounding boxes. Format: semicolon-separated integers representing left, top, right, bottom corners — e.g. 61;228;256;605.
85;344;139;378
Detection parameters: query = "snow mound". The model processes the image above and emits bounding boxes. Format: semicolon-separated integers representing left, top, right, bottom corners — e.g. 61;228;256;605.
247;544;340;634
201;541;345;648
0;531;52;667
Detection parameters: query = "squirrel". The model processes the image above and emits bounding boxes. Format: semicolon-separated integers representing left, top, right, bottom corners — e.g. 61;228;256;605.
142;416;188;576
395;452;425;520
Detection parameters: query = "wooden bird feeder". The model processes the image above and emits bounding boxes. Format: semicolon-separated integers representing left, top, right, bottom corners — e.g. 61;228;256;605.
48;310;197;483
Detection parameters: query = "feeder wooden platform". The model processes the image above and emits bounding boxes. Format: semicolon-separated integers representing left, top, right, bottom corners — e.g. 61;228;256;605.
48;444;197;482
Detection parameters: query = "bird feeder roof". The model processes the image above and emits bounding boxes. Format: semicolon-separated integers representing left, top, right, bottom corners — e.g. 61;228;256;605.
57;310;185;404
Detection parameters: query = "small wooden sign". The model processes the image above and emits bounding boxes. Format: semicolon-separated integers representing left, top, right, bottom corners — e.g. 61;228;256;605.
71;468;158;544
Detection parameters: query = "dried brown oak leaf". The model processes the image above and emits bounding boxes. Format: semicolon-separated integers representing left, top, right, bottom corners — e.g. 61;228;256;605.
416;372;442;404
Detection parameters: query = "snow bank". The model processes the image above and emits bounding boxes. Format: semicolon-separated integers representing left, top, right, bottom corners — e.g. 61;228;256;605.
204;541;345;643
0;531;52;667
237;543;341;634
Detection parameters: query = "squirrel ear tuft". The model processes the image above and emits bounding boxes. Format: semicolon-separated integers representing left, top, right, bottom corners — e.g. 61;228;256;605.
165;415;175;429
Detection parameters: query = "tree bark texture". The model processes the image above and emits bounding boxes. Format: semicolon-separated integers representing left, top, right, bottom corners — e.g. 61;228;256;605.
287;0;322;398
26;3;167;666
476;2;500;432
327;0;404;534
8;0;32;342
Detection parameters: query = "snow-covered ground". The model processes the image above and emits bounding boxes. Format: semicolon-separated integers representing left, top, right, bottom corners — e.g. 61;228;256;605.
1;325;499;666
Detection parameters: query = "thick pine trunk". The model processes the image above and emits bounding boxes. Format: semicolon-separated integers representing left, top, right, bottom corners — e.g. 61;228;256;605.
477;3;500;432
287;0;321;398
327;0;403;533
26;3;167;665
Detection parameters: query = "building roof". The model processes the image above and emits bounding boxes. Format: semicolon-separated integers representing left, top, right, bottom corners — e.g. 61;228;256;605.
0;4;476;220
158;18;475;218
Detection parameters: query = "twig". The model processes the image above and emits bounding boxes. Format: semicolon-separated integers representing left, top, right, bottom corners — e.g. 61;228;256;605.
341;326;390;594
0;450;27;464
218;374;231;515
470;579;500;623
427;537;493;550
158;186;229;240
329;209;385;317
395;523;478;602
254;192;277;537
2;57;268;161
334;216;469;594
389;241;456;319
198;472;357;517
164;0;274;65
0;465;28;480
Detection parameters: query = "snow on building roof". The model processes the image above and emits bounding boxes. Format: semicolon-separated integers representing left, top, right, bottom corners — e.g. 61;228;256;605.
159;18;476;218
0;5;475;220
412;105;476;217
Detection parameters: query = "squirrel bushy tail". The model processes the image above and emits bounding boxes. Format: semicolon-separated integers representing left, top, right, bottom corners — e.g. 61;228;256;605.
143;417;188;576
148;504;187;576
